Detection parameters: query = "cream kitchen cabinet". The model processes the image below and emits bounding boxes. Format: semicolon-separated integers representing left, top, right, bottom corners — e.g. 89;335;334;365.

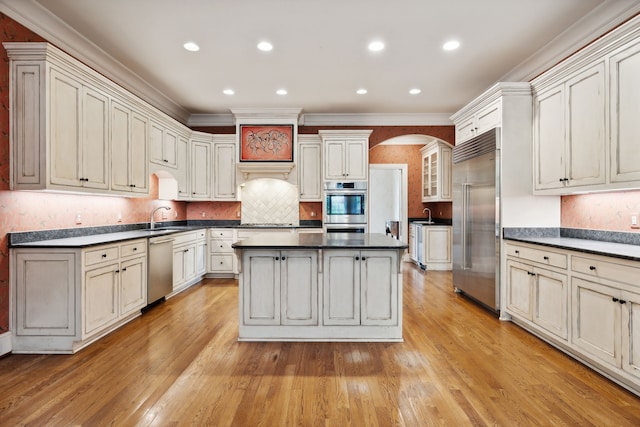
171;230;203;294
298;135;322;201
110;101;149;194
532;61;606;193
11;238;147;354
323;250;398;326
319;130;371;181
454;100;501;144
420;140;453;202
609;38;640;184
208;228;236;276
195;229;207;276
422;226;452;270
149;120;178;169
212;135;237;200
190;133;212;200
176;135;190;199
241;250;318;326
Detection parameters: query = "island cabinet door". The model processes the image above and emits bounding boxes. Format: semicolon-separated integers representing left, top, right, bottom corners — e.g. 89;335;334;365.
323;250;360;325
243;251;281;325
360;250;398;326
280;250;318;325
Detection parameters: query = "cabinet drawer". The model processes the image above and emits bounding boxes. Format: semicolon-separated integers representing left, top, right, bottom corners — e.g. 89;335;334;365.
572;256;640;287
210;254;234;272
506;244;567;269
85;245;119;266
210;239;233;253
172;231;197;246
210;229;233;238
196;229;206;240
120;239;146;258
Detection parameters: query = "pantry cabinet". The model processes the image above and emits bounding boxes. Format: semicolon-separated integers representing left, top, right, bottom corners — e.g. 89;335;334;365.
319;130;371;181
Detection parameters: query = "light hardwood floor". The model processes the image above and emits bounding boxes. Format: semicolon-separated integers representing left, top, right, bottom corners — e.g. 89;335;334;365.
1;262;640;426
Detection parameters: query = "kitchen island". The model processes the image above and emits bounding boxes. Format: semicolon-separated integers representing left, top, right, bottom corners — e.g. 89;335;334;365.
232;233;408;342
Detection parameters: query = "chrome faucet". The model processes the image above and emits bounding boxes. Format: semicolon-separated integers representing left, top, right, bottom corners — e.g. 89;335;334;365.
423;207;432;223
150;206;171;229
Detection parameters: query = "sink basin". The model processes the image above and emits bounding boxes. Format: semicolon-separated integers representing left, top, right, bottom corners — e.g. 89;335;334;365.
413;221;435;225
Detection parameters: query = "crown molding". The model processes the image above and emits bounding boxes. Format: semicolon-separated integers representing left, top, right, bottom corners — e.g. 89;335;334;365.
0;0;191;124
300;113;453;126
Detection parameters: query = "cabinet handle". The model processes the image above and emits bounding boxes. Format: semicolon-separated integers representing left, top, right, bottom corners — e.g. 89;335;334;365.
612;297;619;303
528;271;535;276
163;159;168;163
543;256;549;260
619;299;627;304
355;256;360;261
115;269;120;273
122;267;127;271
102;254;107;258
184;249;189;253
589;265;596;271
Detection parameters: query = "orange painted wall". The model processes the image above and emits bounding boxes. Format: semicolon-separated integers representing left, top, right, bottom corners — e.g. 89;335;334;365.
561;190;640;232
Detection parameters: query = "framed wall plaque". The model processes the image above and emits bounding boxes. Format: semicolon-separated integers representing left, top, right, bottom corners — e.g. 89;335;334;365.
239;124;294;162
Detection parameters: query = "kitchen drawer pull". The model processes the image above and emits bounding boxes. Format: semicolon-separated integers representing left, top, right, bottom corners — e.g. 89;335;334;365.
543;256;549;260
514;250;519;254
619;299;627;304
102;254;107;258
528;271;535;276
589;265;596;271
122;267;127;271
115;269;120;273
133;247;138;251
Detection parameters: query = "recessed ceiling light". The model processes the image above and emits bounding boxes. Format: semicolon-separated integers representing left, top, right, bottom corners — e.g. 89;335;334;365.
368;40;385;52
443;40;460;51
223;89;235;95
356;88;368;95
257;41;273;52
183;41;200;52
409;88;421;95
276;89;287;95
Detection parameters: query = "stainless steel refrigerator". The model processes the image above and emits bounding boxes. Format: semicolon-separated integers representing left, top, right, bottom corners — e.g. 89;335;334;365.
452;128;500;313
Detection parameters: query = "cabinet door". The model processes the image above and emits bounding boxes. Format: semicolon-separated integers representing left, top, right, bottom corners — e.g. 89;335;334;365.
360;250;398;326
475;101;501;135
610;40;640;183
345;140;367;180
534;85;565;191
424;227;451;264
506;260;534;320
176;136;190;199
129;112;148;193
50;68;82;187
621;289;640;380
110;101;131;191
196;240;207;275
281;250;318;325
323;250;360;325
533;266;568;340
173;246;186;289
81;86;109;190
565;61;606;187
190;139;211;199
298;142;322;201
120;256;147;316
571;277;621;369
183;244;196;281
213;142;237;200
324;140;346;180
14;251;77;336
84;263;119;336
455;117;476;144
243;251;280;325
149;121;165;166
440;146;452;200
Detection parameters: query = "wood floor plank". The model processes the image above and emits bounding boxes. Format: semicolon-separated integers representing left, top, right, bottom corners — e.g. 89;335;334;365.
1;266;640;426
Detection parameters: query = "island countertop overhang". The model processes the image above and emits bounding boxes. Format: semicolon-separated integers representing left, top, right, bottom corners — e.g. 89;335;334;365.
232;233;408;250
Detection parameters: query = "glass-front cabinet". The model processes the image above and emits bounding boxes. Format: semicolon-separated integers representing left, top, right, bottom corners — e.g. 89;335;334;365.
420;140;453;202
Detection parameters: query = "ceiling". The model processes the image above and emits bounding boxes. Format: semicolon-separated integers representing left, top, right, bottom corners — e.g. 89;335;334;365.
1;0;639;125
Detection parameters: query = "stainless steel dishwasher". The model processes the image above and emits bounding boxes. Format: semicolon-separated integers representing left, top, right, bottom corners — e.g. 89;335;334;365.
147;235;175;305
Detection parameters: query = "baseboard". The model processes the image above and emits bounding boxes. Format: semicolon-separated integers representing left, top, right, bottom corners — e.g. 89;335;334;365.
0;331;12;356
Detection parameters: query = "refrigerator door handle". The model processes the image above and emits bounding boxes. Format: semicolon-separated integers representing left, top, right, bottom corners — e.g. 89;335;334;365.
462;183;471;270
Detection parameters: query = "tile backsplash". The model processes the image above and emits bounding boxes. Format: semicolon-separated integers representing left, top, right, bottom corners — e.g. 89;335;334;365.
240;178;300;225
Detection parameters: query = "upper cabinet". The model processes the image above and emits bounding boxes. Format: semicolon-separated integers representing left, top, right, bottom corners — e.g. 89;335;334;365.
212;135;237;200
149;120;178;169
320;130;371;181
531;16;640;195
189;132;212;200
454;100;501;145
297;134;322;201
420;140;453;202
5;42;153;197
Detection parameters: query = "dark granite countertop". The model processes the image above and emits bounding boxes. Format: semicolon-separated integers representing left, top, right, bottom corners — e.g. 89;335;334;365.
503;228;640;261
232;233;408;250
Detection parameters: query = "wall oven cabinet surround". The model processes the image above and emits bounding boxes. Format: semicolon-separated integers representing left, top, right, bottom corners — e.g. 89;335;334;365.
234;233;406;341
505;239;640;396
320;130;371;181
5;42;154;196
531;15;640;194
11;239;147;354
420;140;453;202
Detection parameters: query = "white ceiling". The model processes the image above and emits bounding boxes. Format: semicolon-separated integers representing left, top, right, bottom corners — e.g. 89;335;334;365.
1;0;639;125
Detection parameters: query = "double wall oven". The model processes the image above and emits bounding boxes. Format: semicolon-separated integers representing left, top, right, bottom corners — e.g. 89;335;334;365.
323;182;367;233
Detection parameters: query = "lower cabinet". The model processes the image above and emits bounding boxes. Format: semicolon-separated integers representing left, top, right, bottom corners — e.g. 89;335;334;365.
238;248;403;341
242;250;318;326
423;226;452;270
171;229;206;294
207;228;236;276
505;240;640;395
11;239;147;354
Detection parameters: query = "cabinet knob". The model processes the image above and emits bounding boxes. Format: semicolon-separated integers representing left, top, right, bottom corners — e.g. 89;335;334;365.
133;247;138;251
354;256;360;261
528;271;535;276
619;299;627;304
122;267;127;271
281;256;286;261
543;256;549;260
275;256;279;261
361;256;366;261
115;269;120;273
102;254;107;258
612;297;619;303
589;265;596;271
184;249;189;253
163;159;168;163
515;250;519;254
